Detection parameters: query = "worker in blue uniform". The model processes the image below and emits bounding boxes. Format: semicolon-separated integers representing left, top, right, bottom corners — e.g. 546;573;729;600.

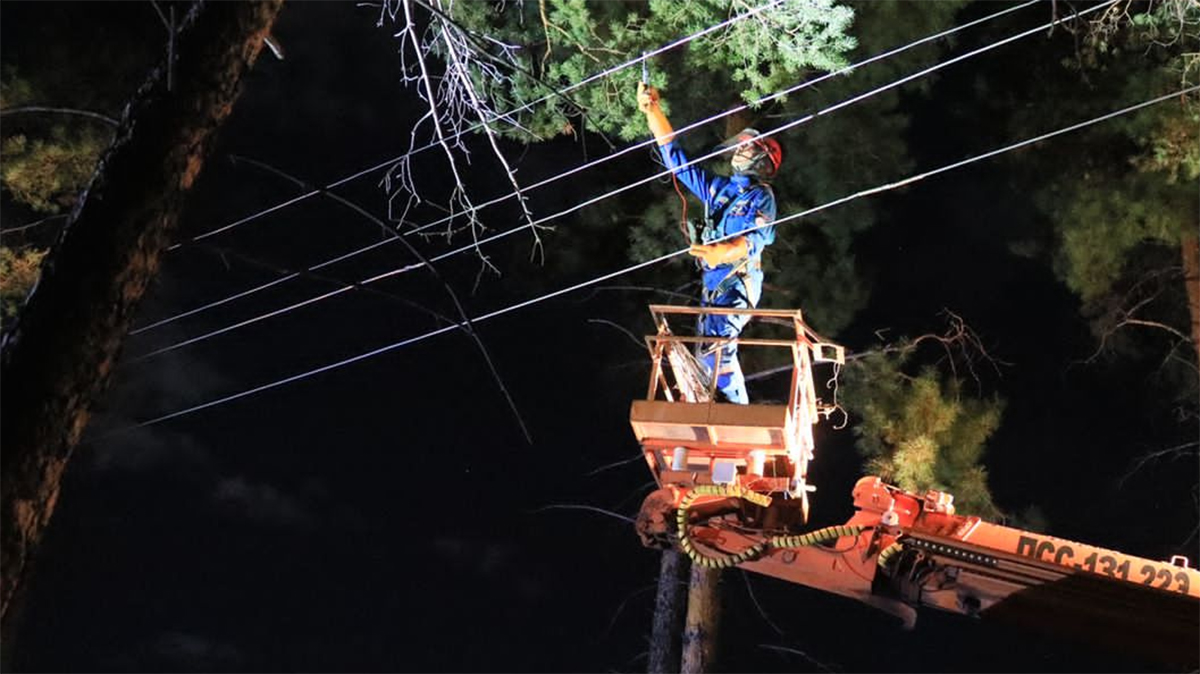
637;82;781;404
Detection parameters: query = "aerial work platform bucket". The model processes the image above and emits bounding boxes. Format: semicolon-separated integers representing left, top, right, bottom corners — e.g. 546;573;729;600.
629;305;843;520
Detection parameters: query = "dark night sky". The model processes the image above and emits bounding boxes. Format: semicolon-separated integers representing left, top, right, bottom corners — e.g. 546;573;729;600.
2;1;1197;672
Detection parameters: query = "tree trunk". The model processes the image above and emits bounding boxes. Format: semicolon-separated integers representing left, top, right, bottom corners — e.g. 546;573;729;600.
0;0;282;634
680;566;721;673
1181;233;1199;363
648;549;688;673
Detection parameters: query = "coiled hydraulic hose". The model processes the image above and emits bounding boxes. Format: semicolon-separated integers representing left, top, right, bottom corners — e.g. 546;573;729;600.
677;484;772;568
676;485;899;572
876;541;905;569
770;525;865;549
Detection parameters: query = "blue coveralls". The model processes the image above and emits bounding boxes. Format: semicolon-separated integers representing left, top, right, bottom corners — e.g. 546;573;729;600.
657;140;777;404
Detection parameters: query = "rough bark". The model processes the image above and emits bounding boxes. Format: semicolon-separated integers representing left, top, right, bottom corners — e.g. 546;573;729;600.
1181;233;1200;363
0;0;283;631
648;549;688;673
680;566;721;673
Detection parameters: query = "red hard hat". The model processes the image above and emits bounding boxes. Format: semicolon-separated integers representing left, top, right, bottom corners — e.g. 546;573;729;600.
720;128;782;177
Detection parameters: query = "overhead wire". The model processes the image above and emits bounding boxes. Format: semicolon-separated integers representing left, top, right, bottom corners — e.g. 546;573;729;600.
110;83;1197;433
130;0;1092;361
131;0;1038;337
709;83;1199;250
160;0;787;250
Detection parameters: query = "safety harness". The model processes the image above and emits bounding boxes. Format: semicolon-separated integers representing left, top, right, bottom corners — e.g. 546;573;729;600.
695;181;773;298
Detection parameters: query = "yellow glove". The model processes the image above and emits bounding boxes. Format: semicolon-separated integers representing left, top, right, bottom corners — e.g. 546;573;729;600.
689;238;749;267
638;82;674;145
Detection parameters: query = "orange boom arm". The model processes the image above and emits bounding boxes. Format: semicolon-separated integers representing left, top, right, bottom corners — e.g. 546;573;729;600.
629;304;1198;668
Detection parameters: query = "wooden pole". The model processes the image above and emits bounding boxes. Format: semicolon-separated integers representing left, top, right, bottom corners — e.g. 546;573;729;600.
1181;234;1199;363
680;566;721;673
648;549;688;673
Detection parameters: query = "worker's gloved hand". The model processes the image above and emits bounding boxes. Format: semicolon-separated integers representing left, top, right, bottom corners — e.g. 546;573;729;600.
639;83;674;145
637;82;660;114
689;239;748;267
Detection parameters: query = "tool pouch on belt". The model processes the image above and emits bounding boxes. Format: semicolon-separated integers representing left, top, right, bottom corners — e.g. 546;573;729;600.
711;256;761;297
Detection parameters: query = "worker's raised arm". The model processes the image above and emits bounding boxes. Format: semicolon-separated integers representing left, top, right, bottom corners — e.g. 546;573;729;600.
638;84;713;199
638;83;675;146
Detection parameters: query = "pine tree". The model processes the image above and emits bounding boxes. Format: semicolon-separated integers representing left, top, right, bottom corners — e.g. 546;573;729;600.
0;0;284;644
0;71;114;324
842;348;1004;518
1009;0;1198;365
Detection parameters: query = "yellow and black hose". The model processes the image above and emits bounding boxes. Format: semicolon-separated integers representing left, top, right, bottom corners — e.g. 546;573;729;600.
769;525;865;549
676;484;772;568
675;484;904;572
876;541;904;569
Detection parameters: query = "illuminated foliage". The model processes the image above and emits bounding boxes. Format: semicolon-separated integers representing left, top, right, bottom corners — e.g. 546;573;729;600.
398;1;1012;513
1;128;106;214
0;246;47;322
1025;1;1199;315
443;0;857;141
842;349;1004;519
0;69;112;324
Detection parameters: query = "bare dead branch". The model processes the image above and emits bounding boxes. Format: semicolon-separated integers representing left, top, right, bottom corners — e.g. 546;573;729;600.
612;480;658;513
851;309;1008;394
1162;343;1200;377
584;452;645;477
410;0;592;125
431;0;548;263
1181;484;1199;548
1081;265;1195;368
744;364;791;383
0;214;69;235
538;0;552;71
394;0;496;272
587;318;645;350
1112;318;1191;343
738;570;784;636
185;241;460;334
228;154;533;445
529;504;637;524
149;0;171;30
758;643;836;673
600;582;676;642
377;0;605;268
1118;440;1200;487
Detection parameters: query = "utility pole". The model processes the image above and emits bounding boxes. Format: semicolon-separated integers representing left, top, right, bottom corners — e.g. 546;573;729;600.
680;566;721;673
648;549;688;673
1182;234;1199;363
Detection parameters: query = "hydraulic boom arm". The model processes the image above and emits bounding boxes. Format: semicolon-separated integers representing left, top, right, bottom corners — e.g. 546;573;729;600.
635;476;1199;667
629;304;1197;666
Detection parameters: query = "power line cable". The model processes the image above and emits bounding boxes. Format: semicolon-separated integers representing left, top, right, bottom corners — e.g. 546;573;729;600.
161;0;786;251
0;106;120;127
130;0;1095;359
131;0;785;333
111;83;1196;433
702;83;1200;247
132;0;1038;337
128;154;535;441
